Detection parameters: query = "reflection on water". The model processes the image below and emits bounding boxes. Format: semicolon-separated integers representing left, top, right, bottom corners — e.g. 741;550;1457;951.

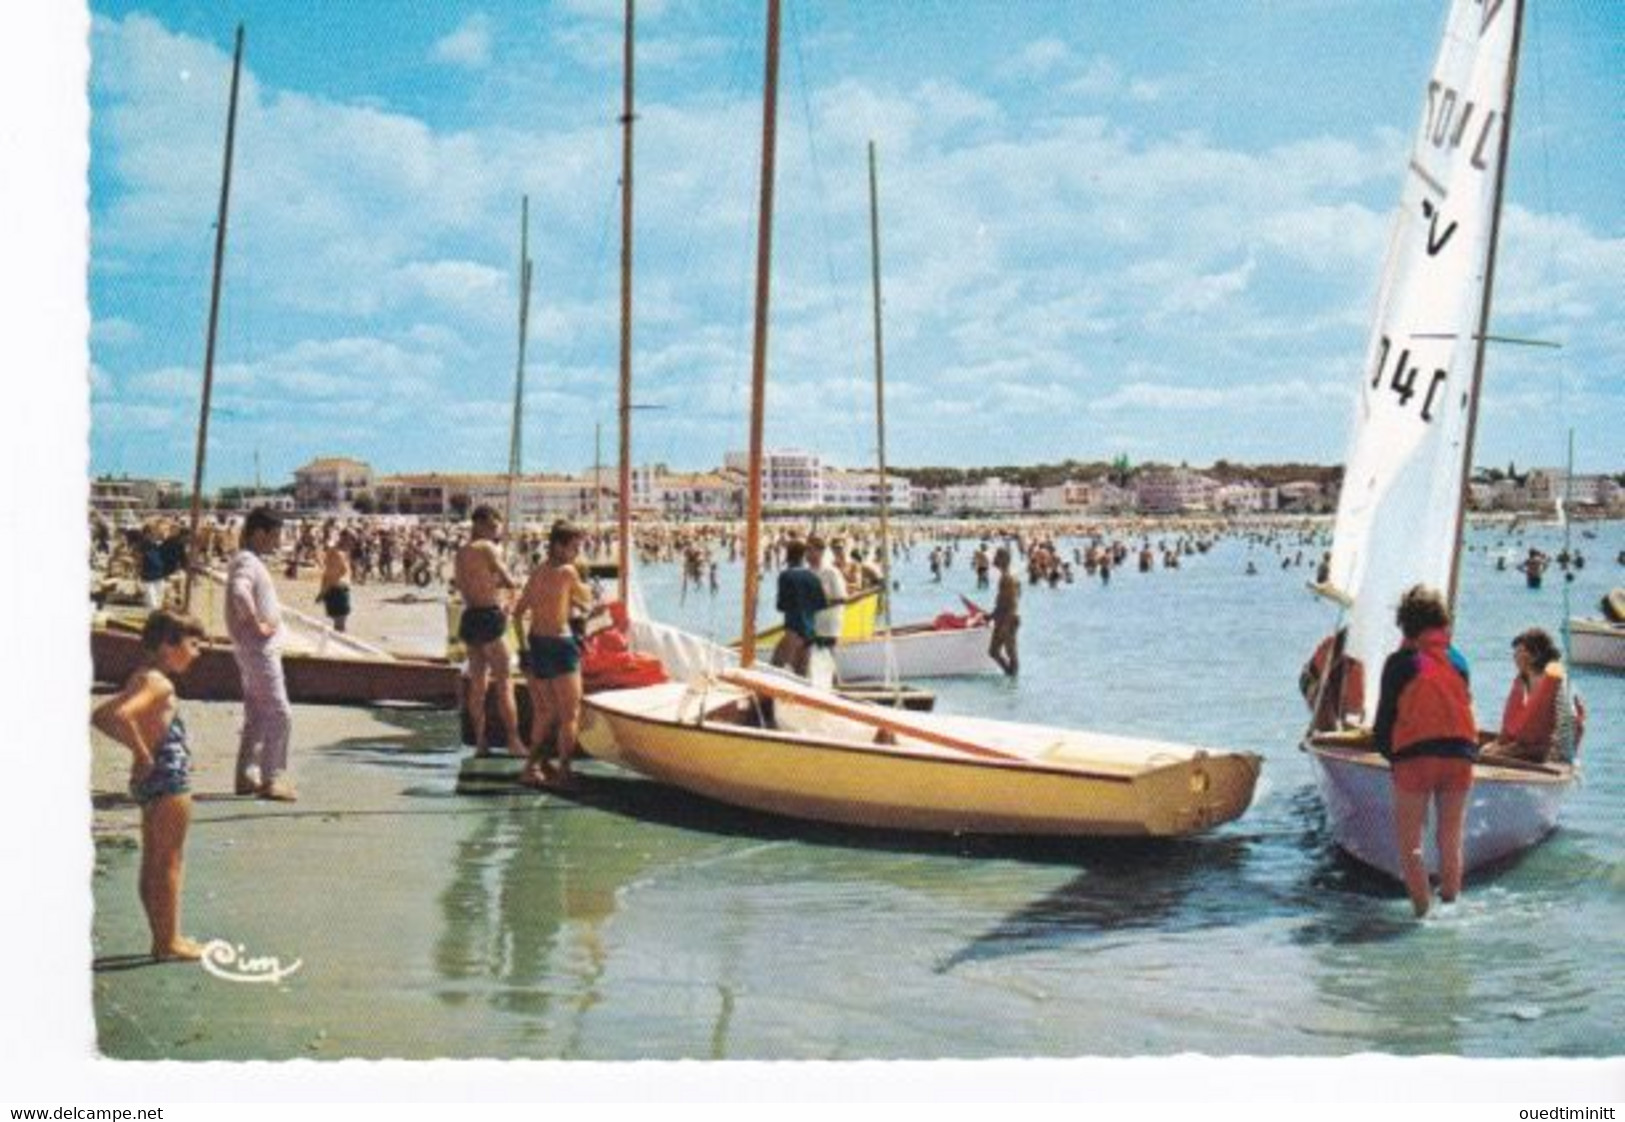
93;526;1624;1058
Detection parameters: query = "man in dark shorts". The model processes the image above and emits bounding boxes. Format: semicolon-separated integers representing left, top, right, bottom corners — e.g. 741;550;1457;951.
453;506;523;758
771;538;826;678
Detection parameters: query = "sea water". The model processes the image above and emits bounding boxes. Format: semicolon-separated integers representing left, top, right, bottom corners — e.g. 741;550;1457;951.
93;522;1623;1059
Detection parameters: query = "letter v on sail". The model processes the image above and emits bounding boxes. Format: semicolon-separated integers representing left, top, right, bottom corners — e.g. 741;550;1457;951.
1320;0;1517;686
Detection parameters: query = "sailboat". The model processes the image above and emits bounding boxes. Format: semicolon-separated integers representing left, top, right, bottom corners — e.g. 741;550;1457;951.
1302;0;1579;877
583;0;1262;839
91;25;459;709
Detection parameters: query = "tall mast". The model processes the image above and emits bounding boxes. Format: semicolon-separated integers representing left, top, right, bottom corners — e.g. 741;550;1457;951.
616;0;635;604
1448;0;1524;611
739;0;782;668
867;139;892;629
182;23;244;612
505;195;533;555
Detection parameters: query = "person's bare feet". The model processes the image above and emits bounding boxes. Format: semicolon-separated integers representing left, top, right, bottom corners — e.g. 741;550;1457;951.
153;936;206;962
505;740;528;759
518;762;553;790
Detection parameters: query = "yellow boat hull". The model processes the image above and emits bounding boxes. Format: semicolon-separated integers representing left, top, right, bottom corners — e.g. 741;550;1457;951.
582;683;1260;838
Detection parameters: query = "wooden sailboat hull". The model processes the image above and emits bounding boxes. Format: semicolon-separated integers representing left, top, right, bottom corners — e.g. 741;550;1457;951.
833;621;997;682
91;626;460;707
1304;742;1575;880
1568;618;1625;670
583;681;1261;838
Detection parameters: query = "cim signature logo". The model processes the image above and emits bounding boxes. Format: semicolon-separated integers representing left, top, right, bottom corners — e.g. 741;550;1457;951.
200;939;303;985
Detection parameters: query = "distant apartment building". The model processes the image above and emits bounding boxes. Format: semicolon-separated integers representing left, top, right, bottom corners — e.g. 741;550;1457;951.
724;449;823;508
1135;469;1217;514
1274;480;1327;513
293;457;373;511
1526;469;1618;510
936;477;1026;513
1031;480;1095;513
653;471;745;519
370;473;608;523
1211;480;1275;513
820;468;912;512
91;475;185;515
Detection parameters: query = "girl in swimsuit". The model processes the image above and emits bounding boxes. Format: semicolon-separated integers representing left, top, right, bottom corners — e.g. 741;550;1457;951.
91;610;209;961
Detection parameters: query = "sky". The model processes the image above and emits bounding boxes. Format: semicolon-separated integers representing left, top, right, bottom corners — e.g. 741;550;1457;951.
81;0;1622;487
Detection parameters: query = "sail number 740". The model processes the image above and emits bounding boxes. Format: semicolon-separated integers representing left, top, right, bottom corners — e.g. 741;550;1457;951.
1370;336;1447;422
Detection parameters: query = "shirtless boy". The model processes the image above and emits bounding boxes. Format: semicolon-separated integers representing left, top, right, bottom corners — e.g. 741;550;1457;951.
317;530;354;633
453;506;523;757
91;610;209;961
512;521;600;789
989;546;1020;677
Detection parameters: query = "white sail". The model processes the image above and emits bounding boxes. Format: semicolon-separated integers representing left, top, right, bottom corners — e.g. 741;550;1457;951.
1325;0;1519;720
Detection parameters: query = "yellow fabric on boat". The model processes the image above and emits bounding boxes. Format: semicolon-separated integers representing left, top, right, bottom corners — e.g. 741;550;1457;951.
746;585;883;648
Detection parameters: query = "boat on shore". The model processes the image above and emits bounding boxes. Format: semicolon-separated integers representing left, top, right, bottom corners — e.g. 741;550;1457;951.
579;0;1261;839
1302;0;1581;878
585;667;1259;837
91;621;460;707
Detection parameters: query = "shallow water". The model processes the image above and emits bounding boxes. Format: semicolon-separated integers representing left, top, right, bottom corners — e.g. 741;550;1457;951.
93;522;1623;1059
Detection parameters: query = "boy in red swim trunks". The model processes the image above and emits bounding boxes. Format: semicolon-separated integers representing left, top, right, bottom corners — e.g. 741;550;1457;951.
1371;585;1479;917
91;610;209;960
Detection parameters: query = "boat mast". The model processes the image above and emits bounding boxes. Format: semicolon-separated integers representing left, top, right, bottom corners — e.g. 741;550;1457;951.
867;139;892;629
1448;0;1525;611
739;0;782;668
182;23;244;613
616;0;635;604
505;195;533;559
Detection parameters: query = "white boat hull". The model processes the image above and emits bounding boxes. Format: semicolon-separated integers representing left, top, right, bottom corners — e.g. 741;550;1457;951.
1569;618;1625;670
1305;744;1576;881
833;622;996;682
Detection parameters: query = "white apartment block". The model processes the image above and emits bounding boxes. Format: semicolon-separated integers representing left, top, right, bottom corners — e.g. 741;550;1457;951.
1211;481;1274;513
1135;469;1217;514
820;468;912;511
725;449;824;508
936;477;1027;513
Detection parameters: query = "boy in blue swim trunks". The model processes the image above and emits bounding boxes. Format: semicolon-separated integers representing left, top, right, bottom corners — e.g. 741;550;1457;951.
91;610;209;961
513;521;603;790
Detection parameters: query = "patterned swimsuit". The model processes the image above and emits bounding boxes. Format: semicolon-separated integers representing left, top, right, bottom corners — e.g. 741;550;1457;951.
130;714;192;805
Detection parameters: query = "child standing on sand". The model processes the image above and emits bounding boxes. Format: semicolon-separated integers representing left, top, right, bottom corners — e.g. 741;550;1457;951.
92;610;208;961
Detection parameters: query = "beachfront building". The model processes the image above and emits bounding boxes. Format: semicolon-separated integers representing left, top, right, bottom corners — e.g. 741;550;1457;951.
820;468;912;512
724;449;824;509
935;477;1027;514
294;457;373;511
91;475;186;516
1028;479;1133;514
1274;480;1328;513
370;473;610;523
654;471;745;519
1135;469;1217;514
1526;469;1619;511
1211;480;1275;513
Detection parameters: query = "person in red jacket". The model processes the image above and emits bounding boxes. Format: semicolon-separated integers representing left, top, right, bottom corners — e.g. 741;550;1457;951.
1371;585;1479;917
1482;628;1584;764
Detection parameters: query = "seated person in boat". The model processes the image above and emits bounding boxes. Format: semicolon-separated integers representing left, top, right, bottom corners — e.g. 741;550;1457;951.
1372;585;1478;918
513;521;602;790
771;538;826;678
1299;626;1366;732
1480;628;1585;764
453;506;523;758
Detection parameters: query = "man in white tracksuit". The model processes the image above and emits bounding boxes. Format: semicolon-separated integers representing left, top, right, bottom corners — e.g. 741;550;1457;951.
227;507;296;801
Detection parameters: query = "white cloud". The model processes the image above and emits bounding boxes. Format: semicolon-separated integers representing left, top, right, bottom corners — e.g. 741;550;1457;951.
431;14;493;69
92;317;141;346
